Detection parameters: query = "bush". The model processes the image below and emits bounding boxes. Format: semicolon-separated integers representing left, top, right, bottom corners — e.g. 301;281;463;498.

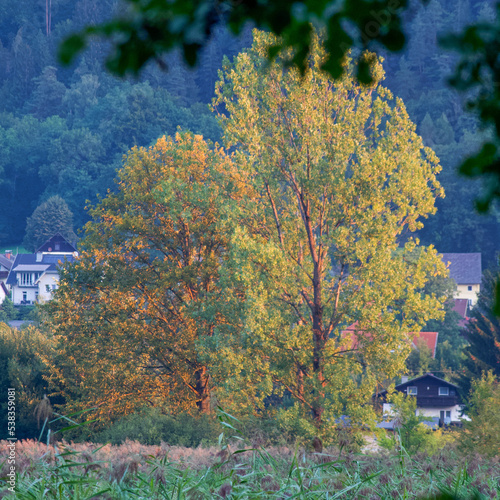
380;392;456;455
94;407;220;447
17;305;38;321
459;371;500;457
0;298;17;322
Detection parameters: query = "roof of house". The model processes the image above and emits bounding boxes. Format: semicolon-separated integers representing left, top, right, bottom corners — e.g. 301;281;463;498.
0;282;8;296
441;253;482;284
37;233;77;253
411;332;438;358
0;254;14;271
453;298;469;319
343;323;438;358
378;373;460;398
6;253;75;286
13;264;51;272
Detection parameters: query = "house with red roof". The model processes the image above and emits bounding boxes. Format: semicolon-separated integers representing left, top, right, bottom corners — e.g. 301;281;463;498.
410;332;438;358
342;323;439;358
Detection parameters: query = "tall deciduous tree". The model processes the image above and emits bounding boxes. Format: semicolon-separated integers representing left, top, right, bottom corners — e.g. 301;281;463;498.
212;30;447;438
45;131;244;422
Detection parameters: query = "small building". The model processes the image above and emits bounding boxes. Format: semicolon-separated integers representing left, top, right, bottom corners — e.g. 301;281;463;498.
378;373;468;426
0;251;14;288
441;253;481;306
6;234;77;305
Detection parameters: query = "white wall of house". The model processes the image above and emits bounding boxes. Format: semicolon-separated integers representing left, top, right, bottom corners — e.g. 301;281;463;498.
455;284;480;305
11;286;37;305
37;273;59;303
383;403;469;423
416;406;469;422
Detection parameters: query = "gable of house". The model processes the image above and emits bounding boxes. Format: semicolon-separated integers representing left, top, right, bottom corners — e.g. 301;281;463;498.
378;373;461;406
37;233;77;254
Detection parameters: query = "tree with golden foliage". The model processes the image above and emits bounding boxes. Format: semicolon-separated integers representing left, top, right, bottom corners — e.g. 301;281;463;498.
212;30;448;439
45;131;245;422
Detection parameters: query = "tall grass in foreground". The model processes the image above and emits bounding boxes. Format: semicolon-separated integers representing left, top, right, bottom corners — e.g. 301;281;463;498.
1;412;499;499
1;437;499;499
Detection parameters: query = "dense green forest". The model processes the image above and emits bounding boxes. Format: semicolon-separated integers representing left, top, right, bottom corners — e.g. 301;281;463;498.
0;0;498;267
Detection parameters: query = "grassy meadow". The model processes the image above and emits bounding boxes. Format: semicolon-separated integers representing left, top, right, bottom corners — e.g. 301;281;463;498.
1;436;499;499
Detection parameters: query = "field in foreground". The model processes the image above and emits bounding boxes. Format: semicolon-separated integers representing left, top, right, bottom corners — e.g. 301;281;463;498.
0;439;499;499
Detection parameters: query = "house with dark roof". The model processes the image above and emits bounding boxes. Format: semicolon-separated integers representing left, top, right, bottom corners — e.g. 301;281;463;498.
377;373;469;427
0;252;14;288
441;253;481;306
6;234;77;305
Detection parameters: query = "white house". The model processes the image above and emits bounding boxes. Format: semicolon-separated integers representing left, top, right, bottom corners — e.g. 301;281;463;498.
378;373;468;427
6;234;77;305
441;253;481;306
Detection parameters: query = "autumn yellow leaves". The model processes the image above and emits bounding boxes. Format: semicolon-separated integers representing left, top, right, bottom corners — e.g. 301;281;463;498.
44;30;448;442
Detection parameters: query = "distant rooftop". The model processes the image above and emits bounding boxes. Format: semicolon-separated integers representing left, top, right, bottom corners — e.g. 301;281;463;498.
441;253;482;285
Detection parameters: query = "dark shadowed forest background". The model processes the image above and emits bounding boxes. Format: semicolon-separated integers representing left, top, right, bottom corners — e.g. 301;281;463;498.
0;0;499;266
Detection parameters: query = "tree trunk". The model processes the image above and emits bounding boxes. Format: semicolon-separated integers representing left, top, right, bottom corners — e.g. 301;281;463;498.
195;366;211;414
312;262;325;427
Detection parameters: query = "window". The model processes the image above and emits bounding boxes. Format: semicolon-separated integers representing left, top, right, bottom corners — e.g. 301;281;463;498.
446;411;451;418
407;386;417;395
18;272;42;286
468;285;472;291
46;285;51;293
439;387;449;396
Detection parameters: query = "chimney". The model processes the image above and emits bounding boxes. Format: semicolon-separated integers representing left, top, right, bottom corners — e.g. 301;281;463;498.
5;250;12;260
36;252;43;262
401;375;409;384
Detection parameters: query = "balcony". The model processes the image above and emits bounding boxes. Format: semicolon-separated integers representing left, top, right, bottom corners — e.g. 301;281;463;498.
416;396;459;407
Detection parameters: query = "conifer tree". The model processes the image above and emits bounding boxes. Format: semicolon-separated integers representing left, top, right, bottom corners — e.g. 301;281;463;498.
461;268;500;395
23;195;77;251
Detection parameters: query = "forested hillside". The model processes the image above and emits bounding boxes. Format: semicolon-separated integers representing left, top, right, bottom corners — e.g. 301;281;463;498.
0;0;498;268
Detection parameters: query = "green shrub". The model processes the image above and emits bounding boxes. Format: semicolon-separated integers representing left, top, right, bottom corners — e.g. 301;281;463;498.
459;371;500;457
0;298;17;322
381;392;455;455
94;407;220;447
17;305;38;321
